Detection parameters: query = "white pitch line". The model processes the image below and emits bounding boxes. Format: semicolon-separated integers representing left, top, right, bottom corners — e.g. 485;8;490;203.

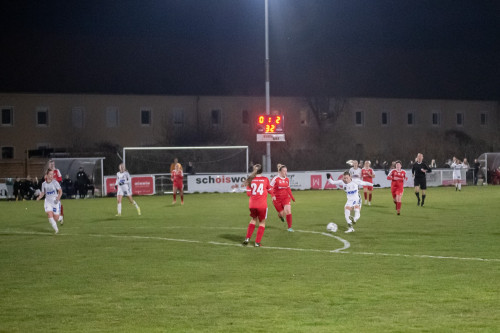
2;230;499;262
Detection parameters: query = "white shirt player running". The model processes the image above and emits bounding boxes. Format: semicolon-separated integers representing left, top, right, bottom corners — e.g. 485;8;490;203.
328;178;373;207
115;171;132;196
41;180;62;214
451;162;463;180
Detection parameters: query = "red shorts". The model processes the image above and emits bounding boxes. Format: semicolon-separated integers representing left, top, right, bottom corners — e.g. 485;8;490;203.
272;197;291;212
173;181;183;190
363;185;373;191
249;208;268;221
391;185;404;196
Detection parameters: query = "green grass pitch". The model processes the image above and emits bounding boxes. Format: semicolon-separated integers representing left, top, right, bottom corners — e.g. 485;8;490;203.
1;186;499;332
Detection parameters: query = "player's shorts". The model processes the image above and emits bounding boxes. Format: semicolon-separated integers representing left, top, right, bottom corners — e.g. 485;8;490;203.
345;196;361;208
273;197;291;212
452;174;461;180
414;177;427;190
249;207;268;221
391;185;404;196
173;181;184;190
44;200;61;215
117;186;131;197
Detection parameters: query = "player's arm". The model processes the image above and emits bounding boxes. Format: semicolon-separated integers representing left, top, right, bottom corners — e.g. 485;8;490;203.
287;187;295;202
36;189;45;201
386;170;394;180
246;186;252;197
353;179;373;187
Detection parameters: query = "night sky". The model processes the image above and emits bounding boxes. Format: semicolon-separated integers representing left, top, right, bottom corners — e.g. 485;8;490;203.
1;0;499;100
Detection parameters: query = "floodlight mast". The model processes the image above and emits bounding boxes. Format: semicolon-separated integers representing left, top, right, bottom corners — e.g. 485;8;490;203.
264;0;271;173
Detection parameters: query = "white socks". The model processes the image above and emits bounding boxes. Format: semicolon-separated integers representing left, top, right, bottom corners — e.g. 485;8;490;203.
344;209;351;225
49;217;58;233
117;203;122;214
354;208;360;222
133;201;138;208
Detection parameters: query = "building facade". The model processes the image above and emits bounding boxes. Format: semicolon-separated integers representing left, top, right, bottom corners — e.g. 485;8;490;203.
1;92;499;177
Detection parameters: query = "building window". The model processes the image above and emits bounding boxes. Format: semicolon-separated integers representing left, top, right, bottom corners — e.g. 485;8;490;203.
36;107;49;126
1;107;13;126
381;112;390;126
355;111;364;126
72;107;85;128
300;109;309;126
242;110;249;124
211;109;221;127
106;107;119;128
1;146;14;159
173;108;184;127
480;112;488;126
141;109;151;126
431;112;441;126
407;112;414;126
456;112;464;126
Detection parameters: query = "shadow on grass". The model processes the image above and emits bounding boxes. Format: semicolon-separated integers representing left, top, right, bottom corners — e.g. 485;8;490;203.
220;233;245;243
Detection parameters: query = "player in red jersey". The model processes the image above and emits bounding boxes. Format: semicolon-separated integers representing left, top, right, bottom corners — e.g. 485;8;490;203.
48;160;64;224
270;163;295;232
361;160;375;206
242;164;273;247
171;163;184;205
387;160;408;215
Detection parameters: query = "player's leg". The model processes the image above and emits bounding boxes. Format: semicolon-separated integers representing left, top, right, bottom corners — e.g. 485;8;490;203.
363;187;368;204
255;209;268;246
414;184;421;206
284;204;293;231
172;185;177;204
421;183;427;206
243;211;258;245
46;210;59;234
128;195;140;215
344;206;355;233
116;195;123;216
180;186;184;205
353;204;361;223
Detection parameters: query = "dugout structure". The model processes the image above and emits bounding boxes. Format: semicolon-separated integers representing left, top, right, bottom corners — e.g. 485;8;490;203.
477;152;500;185
50;157;105;197
122;146;249;175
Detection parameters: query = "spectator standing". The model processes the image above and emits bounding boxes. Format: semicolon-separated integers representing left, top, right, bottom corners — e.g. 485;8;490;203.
430;159;437;168
76;167;89;199
13;177;23;201
185;161;195;175
61;175;74;198
473;159;481;185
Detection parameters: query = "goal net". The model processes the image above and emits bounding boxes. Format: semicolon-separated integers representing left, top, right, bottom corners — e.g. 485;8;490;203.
123;146;249;175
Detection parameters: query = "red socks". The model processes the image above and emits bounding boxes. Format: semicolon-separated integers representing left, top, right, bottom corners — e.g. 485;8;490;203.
286;214;292;228
256;226;265;243
173;193;176;201
61;204;64;216
369;194;372;202
364;192;367;200
396;202;401;211
246;223;256;239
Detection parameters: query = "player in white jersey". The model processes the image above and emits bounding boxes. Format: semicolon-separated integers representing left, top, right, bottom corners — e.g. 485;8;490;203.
36;169;62;234
115;163;141;216
450;157;464;191
327;171;374;233
349;160;362;180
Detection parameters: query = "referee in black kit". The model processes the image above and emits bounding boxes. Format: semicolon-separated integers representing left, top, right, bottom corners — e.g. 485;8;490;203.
412;153;432;206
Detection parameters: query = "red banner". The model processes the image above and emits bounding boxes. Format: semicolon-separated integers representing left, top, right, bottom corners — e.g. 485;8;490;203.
131;176;154;195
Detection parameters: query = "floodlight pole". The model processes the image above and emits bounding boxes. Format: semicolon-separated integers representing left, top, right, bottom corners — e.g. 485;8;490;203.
264;0;271;173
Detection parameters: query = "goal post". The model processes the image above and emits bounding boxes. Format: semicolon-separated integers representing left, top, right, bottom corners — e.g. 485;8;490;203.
122;146;249;175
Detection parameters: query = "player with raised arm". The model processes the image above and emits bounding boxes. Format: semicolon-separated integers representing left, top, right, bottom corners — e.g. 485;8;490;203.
270;163;296;232
451;157;464;191
412;153;431;206
115;163;141;216
36;169;62;234
361;160;375;206
171;162;184;204
387;160;408;215
326;171;374;233
242;164;273;247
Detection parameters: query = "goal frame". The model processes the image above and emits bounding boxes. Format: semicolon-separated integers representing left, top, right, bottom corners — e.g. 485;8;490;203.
122;146;249;174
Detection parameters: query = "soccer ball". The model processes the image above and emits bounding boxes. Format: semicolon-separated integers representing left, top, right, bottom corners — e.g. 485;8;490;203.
326;222;338;232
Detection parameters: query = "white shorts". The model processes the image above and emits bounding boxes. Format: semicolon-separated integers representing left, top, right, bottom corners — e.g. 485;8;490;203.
345;196;362;208
44;201;61;215
453;174;461;180
117;186;131;197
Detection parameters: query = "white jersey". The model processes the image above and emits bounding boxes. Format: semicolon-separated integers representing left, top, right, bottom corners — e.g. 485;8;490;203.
451;162;463;179
116;171;132;196
41;180;61;214
328;178;372;207
41;180;61;203
349;167;362;179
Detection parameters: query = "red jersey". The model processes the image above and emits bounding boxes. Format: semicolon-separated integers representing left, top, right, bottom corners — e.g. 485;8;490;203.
171;170;183;183
52;168;62;182
246;175;273;209
361;168;374;183
387;169;407;187
270;175;293;200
